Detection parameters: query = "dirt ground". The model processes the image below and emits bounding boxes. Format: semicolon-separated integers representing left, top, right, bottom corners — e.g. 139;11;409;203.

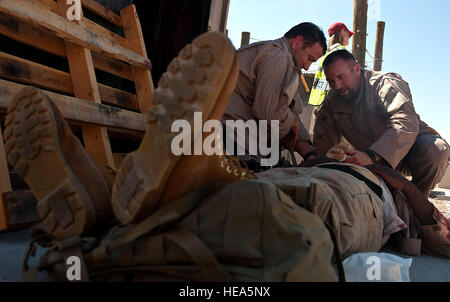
429;188;450;219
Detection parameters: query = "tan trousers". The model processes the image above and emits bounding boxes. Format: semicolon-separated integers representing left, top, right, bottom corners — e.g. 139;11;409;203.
397;134;450;196
256;167;385;259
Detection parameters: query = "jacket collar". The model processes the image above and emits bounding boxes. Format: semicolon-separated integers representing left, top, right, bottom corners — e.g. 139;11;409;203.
276;37;302;75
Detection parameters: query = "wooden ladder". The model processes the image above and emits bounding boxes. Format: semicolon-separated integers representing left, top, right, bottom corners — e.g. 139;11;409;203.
0;0;154;231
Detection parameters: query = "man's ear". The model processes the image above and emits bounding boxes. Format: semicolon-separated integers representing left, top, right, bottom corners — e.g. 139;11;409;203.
292;35;304;49
353;63;361;75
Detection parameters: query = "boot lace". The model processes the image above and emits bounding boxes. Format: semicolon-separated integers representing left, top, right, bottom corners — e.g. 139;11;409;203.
219;154;257;179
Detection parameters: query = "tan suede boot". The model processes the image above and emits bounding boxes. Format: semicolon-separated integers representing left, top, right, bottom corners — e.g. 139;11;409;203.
111;32;254;224
4;87;113;240
420;206;450;259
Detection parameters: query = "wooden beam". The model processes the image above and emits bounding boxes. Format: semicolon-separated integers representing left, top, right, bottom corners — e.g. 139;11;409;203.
0;12;134;81
0;0;151;69
0;78;147;132
97;84;139;111
120;5;153;114
35;0;127;48
373;21;385;71
58;0;114;168
81;14;128;48
0;50;73;94
0;51;139;110
352;0;368;68
91;52;134;81
81;0;122;27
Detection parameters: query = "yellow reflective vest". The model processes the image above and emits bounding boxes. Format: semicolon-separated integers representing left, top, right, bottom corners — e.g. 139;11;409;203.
308;44;347;106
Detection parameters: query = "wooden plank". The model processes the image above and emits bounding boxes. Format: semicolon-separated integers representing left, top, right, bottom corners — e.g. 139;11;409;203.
81;0;122;27
0;0;151;69
57;0;114;168
2;190;39;226
0;12;135;81
0;78;147;132
120;4;153;114
38;0;58;13
0;12;66;56
36;0;127;48
0;51;139;110
91;52;134;81
0;50;73;93
81;14;128;48
97;84;138;111
0;122;11;230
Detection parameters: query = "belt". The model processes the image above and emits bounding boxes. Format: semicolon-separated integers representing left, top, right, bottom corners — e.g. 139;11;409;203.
316;164;383;199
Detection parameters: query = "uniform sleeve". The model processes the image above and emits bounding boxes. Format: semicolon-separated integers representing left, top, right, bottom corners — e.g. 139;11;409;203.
251;55;297;139
312;100;342;156
369;78;419;168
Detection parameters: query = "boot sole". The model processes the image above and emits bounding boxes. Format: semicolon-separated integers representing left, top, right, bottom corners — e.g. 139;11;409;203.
4;87;96;240
111;32;236;223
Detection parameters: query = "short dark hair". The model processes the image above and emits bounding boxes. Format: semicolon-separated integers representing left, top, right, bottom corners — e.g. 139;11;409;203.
284;22;327;55
323;49;357;68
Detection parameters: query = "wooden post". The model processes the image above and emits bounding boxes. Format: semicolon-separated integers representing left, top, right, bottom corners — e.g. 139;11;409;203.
120;5;154;114
57;0;115;169
241;31;250;47
373;21;385;71
352;0;368;68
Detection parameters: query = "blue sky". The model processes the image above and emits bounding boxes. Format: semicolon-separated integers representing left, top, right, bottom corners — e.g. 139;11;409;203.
226;0;450;141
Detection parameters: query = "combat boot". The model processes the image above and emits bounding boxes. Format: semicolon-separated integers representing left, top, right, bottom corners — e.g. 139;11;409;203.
420;205;450;259
111;31;254;223
4;87;114;240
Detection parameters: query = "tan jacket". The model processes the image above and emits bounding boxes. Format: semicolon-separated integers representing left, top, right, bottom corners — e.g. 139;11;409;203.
313;70;432;169
222;37;310;142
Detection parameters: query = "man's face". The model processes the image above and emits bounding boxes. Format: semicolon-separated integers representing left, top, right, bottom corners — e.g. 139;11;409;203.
324;59;361;99
291;38;324;71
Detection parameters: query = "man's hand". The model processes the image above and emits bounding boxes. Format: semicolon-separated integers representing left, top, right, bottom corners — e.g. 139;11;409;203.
326;144;352;162
344;150;373;166
365;165;409;190
282;116;300;150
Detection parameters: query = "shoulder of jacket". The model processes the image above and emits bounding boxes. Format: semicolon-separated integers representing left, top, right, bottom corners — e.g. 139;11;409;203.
366;70;406;86
239;39;292;58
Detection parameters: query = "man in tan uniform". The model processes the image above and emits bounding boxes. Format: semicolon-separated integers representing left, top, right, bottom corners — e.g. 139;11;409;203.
313;50;450;196
222;22;327;170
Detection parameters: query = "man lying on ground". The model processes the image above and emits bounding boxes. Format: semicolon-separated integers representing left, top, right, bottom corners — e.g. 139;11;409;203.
4;32;449;265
